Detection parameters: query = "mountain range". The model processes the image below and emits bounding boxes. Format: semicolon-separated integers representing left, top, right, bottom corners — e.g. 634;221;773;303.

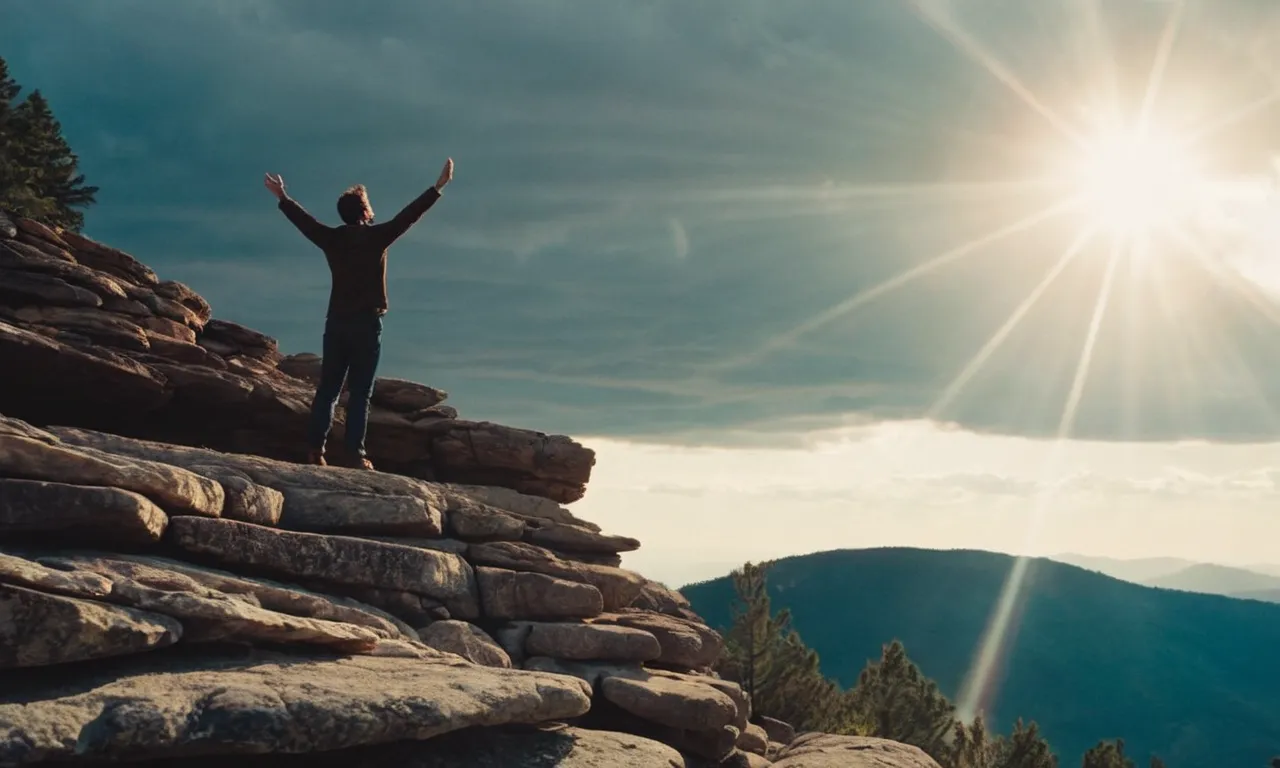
681;547;1280;768
1051;553;1280;603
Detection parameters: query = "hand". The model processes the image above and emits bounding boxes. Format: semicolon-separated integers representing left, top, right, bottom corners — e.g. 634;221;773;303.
434;158;454;191
264;173;287;200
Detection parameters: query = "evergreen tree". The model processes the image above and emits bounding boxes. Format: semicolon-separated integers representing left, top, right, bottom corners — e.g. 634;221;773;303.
947;714;995;768
991;719;1058;768
846;639;957;759
1148;757;1165;768
946;717;1058;768
1269;758;1279;768
717;562;856;732
0;56;30;212
0;56;97;230
1081;739;1135;768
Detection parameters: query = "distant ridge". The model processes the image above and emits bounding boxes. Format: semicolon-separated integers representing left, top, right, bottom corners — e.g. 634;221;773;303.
1047;552;1197;583
1144;562;1280;597
683;546;1280;768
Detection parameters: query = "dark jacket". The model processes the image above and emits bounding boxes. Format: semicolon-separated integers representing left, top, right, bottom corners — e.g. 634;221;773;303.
278;186;442;317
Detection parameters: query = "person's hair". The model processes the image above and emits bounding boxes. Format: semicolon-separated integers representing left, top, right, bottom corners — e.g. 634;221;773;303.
336;184;373;225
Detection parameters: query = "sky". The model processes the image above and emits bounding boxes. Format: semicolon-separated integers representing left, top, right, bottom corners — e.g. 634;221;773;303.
5;0;1280;586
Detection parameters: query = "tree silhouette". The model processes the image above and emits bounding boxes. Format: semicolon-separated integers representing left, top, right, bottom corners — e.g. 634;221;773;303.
846;639;957;758
990;719;1059;768
0;56;97;229
717;561;854;732
1080;739;1134;768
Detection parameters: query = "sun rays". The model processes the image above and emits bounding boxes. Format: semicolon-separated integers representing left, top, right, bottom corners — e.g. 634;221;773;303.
695;0;1280;725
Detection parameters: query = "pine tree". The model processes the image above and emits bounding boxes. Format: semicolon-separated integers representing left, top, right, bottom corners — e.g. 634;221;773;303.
1269;758;1279;768
9;90;97;230
846;639;958;760
947;714;995;768
717;562;856;732
0;56;97;230
1081;739;1135;768
990;719;1058;768
0;56;30;212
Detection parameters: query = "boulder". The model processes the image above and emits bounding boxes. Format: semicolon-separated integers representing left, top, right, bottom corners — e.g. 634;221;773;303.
10;216;68;247
0;550;114;600
0;241;130;299
408;404;458;422
548;548;623;568
202;318;279;356
447;483;600;530
277;487;443;537
737;723;770;756
187;464;284;526
58;228;160;286
523;658;745;762
0;649;593;764
526;521;640;554
0;270;103;308
590;610;723;670
723;749;775;768
470;541;645;611
448;499;527;541
132;725;692;768
47;425;450;508
309;582;455;626
35;554;385;652
418;620;512;668
524;621;662;662
758;716;796;746
771;734;943;768
148;362;256;403
166;517;479;614
0;321;171;411
521;658;744;734
144;333;222;366
476;567;603;620
602;673;739;733
88;553;415;638
0;478;169;545
9;305;149;347
424;420;594;503
155;279;212;325
628;579;699;619
372;377;448;412
0;426;225;517
0;582;181;668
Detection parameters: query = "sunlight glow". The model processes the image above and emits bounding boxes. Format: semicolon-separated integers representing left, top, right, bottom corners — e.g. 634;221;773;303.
1062;128;1206;238
889;0;1280;728
694;1;1280;723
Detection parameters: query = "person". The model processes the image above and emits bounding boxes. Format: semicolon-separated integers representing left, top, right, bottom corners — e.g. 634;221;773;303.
263;158;454;469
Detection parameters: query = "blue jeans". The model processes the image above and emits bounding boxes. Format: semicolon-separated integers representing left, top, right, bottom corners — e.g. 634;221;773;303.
306;312;383;458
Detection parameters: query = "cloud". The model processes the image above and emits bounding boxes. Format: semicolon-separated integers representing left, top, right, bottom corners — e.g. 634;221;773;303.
7;1;1280;443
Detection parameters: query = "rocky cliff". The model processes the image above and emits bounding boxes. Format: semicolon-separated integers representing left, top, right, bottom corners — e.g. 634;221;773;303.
0;210;937;768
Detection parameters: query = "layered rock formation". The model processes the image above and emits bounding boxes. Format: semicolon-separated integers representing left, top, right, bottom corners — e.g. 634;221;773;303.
0;213;591;503
0;211;936;767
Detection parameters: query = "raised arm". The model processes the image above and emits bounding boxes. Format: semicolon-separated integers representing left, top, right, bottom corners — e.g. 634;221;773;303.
264;172;334;249
371;158;453;248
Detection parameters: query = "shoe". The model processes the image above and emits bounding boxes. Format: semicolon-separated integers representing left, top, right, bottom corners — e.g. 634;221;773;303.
306;449;327;466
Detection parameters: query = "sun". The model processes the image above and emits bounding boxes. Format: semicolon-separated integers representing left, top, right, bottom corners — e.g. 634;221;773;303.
1060;126;1207;239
